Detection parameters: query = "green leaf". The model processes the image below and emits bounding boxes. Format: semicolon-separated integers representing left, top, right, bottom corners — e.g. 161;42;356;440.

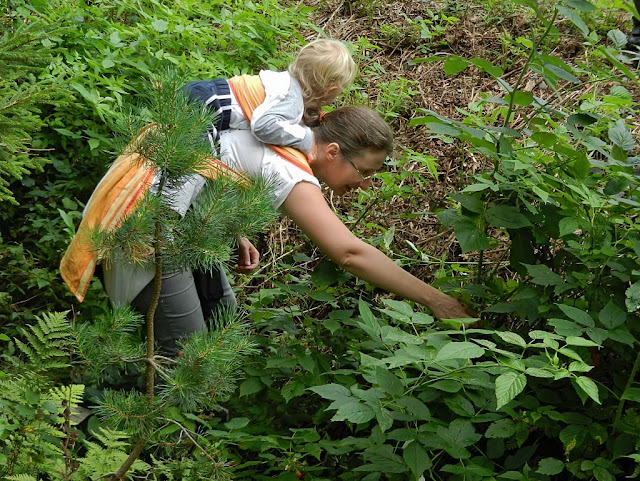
525;367;555;378
444;394;475;417
485;418;516;438
558;347;585;362
506;90;533;106
151;19;168;32
101;58;115;69
561;0;596;12
608;29;628;49
357;445;406;473
381;298;414;317
523;264;563;286
559;424;588;453
607;328;636;346
430;380;462;392
109;30;123;47
239;377;262;397
88;138;100;150
358;300;381;339
593;466;615;481
403;441;432;479
311;261;340;286
309;290;335;302
529;330;563;341
332;400;376;424
557;304;595;327
566;336;599;347
309;383;351;401
495;372;527;409
396;397;431;421
375;407;394;433
469;57;503;78
568;361;593;373
567;112;598;126
224;417;249;429
621;387;640;401
625;282;640;312
556;5;589;36
486;205;531;228
570;155;590;179
423;122;462;136
531;132;558;148
375;367;404;396
575;376;600;404
496;331;527;348
453;217;491;253
444;56;469;75
545;64;580;83
281;380;306;402
537;457;564;475
608;119;635;151
0;334;10;341
438;419;481;448
450;193;484;214
435;341;485;361
54;127;82;139
558;217;579;237
24;389;40;404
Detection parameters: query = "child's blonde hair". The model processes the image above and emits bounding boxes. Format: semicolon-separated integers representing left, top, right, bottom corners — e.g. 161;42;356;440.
288;38;356;108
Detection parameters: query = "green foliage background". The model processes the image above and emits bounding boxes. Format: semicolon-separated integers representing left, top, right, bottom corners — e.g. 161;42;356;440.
1;0;639;480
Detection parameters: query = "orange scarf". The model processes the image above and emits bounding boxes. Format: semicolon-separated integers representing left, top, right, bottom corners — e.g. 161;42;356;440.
61;76;313;302
60;124;242;302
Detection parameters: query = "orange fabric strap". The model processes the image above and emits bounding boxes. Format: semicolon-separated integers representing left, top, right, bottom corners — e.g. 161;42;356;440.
60;124;245;303
227;74;313;175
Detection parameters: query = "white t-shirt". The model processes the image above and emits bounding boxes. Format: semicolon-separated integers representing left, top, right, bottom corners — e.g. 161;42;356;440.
219;128;320;209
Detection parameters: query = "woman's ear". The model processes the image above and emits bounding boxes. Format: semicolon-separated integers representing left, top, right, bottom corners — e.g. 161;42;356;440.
325;142;341;161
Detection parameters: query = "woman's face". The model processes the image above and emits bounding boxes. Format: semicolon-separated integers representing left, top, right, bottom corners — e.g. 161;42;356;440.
316;143;387;196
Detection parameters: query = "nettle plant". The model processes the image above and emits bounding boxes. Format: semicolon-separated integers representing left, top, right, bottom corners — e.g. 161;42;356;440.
403;0;639;478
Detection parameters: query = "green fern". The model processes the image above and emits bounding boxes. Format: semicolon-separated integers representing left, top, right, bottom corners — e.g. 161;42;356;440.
44;384;86;425
6;474;40;481
0;312;85;480
74;428;150;479
13;311;71;372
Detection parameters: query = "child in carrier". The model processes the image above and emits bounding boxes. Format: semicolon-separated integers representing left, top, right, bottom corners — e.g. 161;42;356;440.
184;38;357;157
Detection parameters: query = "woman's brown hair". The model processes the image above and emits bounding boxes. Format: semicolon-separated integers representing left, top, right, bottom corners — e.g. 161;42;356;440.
312;106;394;158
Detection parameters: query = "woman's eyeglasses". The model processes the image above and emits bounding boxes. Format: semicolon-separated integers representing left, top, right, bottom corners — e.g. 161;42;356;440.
343;153;375;182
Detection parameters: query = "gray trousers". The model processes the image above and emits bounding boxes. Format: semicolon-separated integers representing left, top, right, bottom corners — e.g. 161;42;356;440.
131;267;236;356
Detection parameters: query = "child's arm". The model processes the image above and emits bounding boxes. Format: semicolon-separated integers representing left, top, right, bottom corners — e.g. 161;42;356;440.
250;70;314;153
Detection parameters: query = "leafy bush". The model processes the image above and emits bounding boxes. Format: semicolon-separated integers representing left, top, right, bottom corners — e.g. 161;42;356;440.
198;2;640;480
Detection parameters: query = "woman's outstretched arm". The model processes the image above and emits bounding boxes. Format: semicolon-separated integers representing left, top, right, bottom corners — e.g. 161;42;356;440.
281;182;474;320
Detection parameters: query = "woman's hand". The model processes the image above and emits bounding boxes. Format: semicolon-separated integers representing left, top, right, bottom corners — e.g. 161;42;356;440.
428;293;477;321
236;237;260;273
